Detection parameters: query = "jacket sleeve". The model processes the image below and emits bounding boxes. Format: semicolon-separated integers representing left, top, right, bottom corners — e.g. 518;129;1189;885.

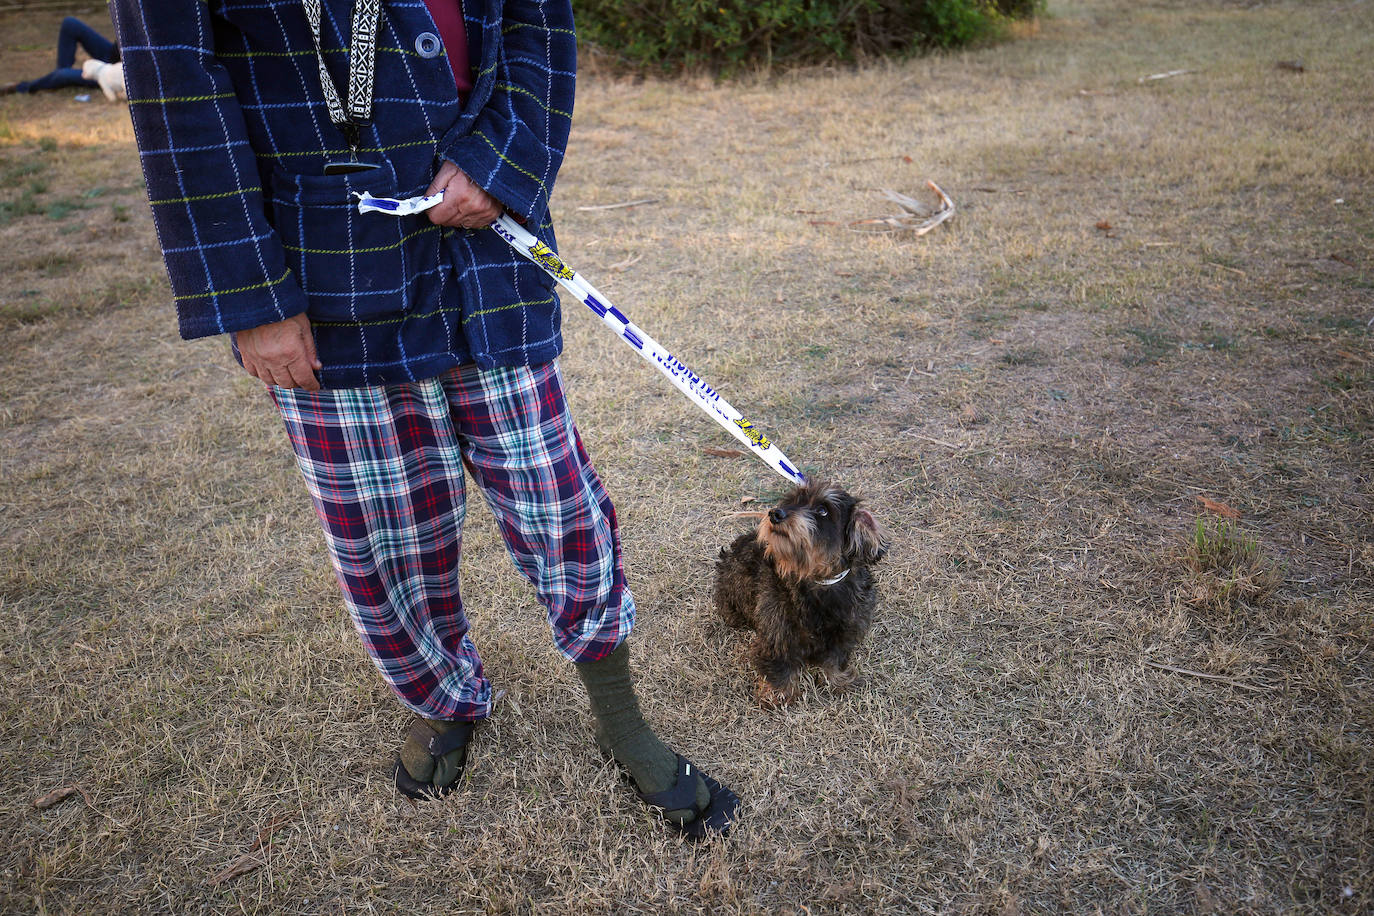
441;0;576;222
110;1;309;339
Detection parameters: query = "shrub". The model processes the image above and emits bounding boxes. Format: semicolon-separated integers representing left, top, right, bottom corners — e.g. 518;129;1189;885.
576;0;1043;73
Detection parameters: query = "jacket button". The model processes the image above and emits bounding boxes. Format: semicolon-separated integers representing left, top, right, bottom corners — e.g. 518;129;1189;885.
415;32;442;58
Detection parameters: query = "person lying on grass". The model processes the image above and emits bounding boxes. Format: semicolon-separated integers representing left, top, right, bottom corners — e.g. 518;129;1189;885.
1;16;122;99
109;0;737;839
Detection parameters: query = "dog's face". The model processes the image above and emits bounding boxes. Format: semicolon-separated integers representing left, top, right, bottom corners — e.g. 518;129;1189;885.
757;480;889;582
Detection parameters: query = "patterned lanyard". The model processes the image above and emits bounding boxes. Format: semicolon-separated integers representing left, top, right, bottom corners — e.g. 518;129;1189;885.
303;0;382;157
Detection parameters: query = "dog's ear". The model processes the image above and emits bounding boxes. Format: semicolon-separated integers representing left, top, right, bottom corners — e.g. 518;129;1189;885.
846;506;889;565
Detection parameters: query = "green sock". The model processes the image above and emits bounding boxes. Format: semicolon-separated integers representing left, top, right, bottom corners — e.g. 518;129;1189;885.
399;718;467;790
575;642;709;825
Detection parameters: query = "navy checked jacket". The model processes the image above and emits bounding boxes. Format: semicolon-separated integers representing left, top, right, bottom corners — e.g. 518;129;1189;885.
111;0;575;387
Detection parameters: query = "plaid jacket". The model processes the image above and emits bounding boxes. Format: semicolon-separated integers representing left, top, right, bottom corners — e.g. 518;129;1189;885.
111;0;575;387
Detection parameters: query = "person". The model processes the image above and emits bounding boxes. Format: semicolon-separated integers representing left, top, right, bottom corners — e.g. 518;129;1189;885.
109;0;737;838
1;16;119;96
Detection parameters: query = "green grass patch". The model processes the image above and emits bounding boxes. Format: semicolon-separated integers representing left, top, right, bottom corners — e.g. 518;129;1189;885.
1122;326;1179;365
0;193;44;223
45;196;93;221
1182;517;1280;614
999;347;1047;367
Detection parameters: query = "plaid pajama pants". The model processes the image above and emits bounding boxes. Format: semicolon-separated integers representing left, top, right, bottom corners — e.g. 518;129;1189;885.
270;360;635;722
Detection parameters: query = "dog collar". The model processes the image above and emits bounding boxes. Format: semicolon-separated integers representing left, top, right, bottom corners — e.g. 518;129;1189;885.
814;568;850;587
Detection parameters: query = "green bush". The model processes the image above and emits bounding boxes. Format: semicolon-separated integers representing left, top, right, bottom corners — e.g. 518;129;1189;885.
576;0;1042;73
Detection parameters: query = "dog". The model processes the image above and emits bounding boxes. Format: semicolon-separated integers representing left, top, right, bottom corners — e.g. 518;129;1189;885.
80;59;126;101
714;480;889;707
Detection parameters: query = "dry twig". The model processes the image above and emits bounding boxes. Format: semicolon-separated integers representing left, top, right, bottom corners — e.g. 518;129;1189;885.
908;433;963;449
607;253;644;272
1145;660;1269;692
848;182;955;235
1139;68;1197;82
575;198;660;211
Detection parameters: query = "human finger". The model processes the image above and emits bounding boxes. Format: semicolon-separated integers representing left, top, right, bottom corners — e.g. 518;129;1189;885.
455;190;499;226
426;192;462;226
436;182;482;226
456;190;502;228
286;355;321;391
474;197;502;224
425;161;465;225
240;354;264;385
288;313;323;377
299;322;322;372
266;365;297;390
425;159;460;196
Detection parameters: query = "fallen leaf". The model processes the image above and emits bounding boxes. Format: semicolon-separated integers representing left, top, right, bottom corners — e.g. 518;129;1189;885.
821;879;860;901
208;853;264;887
1197;495;1241;519
703;447;746;459
1095;220;1113;232
740;496;757;505
32;785;79;810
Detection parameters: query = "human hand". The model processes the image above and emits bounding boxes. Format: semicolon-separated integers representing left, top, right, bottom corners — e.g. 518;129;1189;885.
424;160;503;229
236;312;322;391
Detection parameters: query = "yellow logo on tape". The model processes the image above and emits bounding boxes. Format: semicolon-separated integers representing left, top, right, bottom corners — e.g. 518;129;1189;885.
529;241;575;281
733;418;771;450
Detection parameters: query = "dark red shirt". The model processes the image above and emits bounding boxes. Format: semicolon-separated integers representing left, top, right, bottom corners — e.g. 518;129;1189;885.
422;0;473;101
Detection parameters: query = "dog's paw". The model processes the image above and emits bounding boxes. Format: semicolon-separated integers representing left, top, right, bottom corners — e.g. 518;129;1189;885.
754;676;799;710
820;663;864;691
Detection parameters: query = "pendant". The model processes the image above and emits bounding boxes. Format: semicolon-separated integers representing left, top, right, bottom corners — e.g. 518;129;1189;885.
324;159;381;176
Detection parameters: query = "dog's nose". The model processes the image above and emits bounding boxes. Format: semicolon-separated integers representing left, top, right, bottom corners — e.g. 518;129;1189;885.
768;507;788;524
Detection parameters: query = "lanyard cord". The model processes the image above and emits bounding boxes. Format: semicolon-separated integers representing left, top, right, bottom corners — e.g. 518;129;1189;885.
302;0;382;148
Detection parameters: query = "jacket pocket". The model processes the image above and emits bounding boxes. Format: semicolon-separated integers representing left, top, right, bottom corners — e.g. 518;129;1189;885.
265;163;445;324
449;218;562;365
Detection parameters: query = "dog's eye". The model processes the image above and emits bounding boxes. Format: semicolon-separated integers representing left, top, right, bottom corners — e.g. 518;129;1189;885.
815;505;829;518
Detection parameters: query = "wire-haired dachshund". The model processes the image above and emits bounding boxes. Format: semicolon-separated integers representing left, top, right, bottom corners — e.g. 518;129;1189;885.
715;480;889;707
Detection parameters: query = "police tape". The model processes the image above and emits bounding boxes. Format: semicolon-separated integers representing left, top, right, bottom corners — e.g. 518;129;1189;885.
353;191;806;485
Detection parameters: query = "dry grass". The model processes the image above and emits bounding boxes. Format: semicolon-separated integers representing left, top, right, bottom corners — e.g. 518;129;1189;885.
2;0;1372;913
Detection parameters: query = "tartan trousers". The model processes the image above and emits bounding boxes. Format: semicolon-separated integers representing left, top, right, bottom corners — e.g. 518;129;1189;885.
270;360;636;721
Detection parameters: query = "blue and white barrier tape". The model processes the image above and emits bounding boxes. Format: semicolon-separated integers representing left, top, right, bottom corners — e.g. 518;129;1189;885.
353;191;805;485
